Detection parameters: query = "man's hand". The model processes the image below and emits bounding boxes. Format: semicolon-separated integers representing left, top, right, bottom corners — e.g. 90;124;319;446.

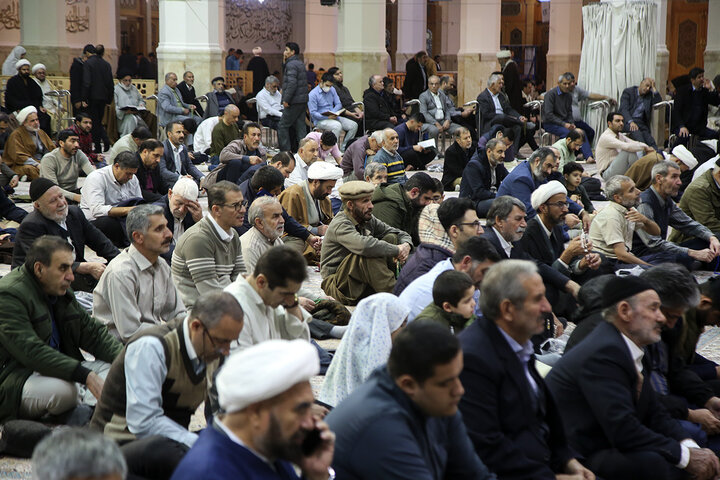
188;105;196;111
564;123;575;130
182;108;189;115
248;155;263;165
690;249;716;263
86;371;105;400
554;314;564;337
569;194;581;203
624;207;649;225
299;418;335;480
76;262;106;280
629;121;639;132
689;409;720;434
9;175;18;188
389;116;398;125
435;122;444;132
307;234;322;251
188;151;195;161
565;280;581;298
581;211;593;231
327;114;338;120
679;127;690;137
442;119;451;130
685;447;720;479
317;224;328;236
299;296;316;313
644;145;655;154
186;200;204;222
413;145;424;152
564;213;581;229
519;115;527;123
396;243;411;263
564;458;595;480
73;193;82;203
462;106;474;116
579;253;602;271
282;101;289;108
708;236;720;257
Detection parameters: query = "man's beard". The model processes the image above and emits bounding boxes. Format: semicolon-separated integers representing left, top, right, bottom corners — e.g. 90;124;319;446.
532;165;546;182
45;206;68;223
352;205;371;221
257;412;307;465
263;220;284;241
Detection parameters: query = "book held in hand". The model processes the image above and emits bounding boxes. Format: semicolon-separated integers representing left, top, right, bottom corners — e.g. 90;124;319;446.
322;108;345;116
417;139;436;149
120;105;146;111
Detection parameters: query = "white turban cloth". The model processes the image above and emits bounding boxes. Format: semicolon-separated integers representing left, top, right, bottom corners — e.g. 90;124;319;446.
308;161;343;181
16;105;37;124
216;339;320;413
531;180;567;210
31;63;45;74
15;59;30;70
671;145;698;170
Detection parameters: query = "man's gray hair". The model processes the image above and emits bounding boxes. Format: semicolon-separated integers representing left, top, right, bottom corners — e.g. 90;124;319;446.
651;160;680;183
604;175;631;201
370;130;385;144
126;204;165;241
248;195;280;227
486;138;502;152
487;73;503;87
190;291;243;329
558;72;575;83
265;75;278;85
165;72;176;82
640;263;701;311
480;260;539;321
454;126;470;139
32;428;127;480
486;195;526;227
368;75;381;88
365;161;387;178
528;146;555;165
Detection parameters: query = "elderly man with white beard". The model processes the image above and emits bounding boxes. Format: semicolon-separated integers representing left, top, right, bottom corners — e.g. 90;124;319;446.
240;196;286;273
4;106;54;180
31;63;60;121
13;178;119;292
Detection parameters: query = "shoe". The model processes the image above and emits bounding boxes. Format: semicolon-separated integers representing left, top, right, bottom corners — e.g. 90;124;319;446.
0;420;52;458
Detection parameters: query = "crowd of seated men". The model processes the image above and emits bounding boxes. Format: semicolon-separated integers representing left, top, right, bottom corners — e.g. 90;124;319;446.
5;39;720;480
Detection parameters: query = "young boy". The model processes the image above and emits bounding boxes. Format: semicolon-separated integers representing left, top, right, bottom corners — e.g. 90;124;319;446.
432;178;444;204
413;270;476;334
563;162;595;214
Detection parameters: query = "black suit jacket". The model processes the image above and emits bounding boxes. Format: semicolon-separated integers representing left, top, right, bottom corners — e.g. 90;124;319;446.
476;89;520;135
135;154;168;202
177;81;204;117
673;84;720;133
441;141;473;190
69;57;84;106
519;216;579;279
546;321;687;464
82;55;113;104
403;58;426;100
12;206;119;271
458;149;508;203
459;317;575;479
5;74;43;113
502;61;524;113
619;86;662;127
481;227;569;291
363;88;394;131
160;139;203;184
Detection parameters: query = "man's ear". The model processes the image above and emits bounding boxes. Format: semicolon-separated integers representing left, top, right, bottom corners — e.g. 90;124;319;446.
395;374;419;397
441;301;454;313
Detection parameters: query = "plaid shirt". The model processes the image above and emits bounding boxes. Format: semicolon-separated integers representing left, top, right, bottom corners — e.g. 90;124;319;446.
70;124;98;164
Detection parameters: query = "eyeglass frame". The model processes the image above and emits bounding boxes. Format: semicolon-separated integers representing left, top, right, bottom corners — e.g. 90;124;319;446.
221;200;249;211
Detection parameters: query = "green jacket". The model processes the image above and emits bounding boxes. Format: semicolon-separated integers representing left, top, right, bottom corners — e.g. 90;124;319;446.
0;265;122;421
413;303;473;334
669;169;720;243
371;183;420;245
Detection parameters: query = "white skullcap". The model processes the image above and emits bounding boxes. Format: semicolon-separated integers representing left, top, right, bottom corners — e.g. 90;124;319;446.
172;177;199;201
217;339;319;413
252;46;262;56
31;63;45;74
496;50;511;59
307;161;343;181
15;59;30;70
701;139;718;153
16;105;37;124
531;180;567;210
671;145;698;169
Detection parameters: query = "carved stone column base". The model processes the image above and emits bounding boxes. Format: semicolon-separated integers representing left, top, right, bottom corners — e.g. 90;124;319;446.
335;51;388;102
546;53;580;89
457;52;497;105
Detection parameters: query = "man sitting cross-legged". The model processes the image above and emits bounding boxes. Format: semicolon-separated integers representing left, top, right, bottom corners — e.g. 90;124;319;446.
90;292;244;480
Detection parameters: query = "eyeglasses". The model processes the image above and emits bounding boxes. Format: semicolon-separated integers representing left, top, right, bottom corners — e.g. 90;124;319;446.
222;200;248;211
455;221;483;230
545;201;569;209
202;324;234;351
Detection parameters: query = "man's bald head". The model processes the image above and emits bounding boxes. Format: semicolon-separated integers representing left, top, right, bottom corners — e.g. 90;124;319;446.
222;104;240;125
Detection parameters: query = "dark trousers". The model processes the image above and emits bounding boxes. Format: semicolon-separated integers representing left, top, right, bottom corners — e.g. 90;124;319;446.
88;100;110;152
278;103;306;151
475;198;495;218
451;113;478;141
261;115;281;130
218;158;250;185
489;114;523;153
625;120;659;150
585;449;686;480
400;147;435;170
121;435;190;480
91;216;129;248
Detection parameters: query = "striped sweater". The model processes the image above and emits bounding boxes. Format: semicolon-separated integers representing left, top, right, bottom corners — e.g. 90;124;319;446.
171;216;244;308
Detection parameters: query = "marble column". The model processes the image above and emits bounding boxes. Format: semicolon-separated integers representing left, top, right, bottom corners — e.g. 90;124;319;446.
395;0;427;71
304;0;337;71
545;0;582;89
336;0;388;103
156;0;223;90
704;0;720;79
20;0;64;73
654;0;669;145
457;0;500;105
439;0;460;72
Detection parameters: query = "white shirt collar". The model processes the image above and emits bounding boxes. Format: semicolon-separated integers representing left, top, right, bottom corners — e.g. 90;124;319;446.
493;227;513;256
621;332;645;374
207;214;232;242
182;315;198;364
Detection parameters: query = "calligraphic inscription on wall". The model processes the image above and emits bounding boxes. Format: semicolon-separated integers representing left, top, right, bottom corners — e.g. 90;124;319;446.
226;0;292;49
0;0;19;30
66;0;89;32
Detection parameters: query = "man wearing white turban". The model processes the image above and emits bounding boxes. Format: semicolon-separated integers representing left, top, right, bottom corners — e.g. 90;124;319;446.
279;160;342;261
170;339;335;480
90;291;245;480
31;63;59;119
4;106;53;180
5;56;51;135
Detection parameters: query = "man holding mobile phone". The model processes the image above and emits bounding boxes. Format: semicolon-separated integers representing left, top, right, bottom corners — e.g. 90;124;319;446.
171;339;335;480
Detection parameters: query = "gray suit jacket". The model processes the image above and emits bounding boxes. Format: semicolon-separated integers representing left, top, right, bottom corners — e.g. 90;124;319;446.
203;91;237;119
157;84;191;127
418;89;451;124
158;139;204;186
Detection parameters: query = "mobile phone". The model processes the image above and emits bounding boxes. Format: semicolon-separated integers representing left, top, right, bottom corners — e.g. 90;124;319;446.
301;428;323;456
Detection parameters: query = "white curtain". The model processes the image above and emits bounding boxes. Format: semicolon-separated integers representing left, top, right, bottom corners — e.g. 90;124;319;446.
578;1;657;135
